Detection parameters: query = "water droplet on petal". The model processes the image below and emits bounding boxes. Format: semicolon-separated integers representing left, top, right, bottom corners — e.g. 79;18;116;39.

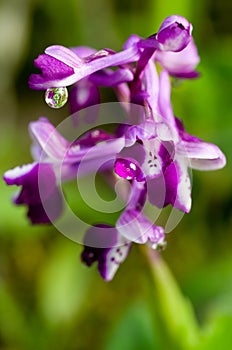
45;87;68;109
114;158;143;181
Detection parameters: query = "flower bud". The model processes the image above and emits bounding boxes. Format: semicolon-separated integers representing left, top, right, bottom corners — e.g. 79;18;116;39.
156;15;192;52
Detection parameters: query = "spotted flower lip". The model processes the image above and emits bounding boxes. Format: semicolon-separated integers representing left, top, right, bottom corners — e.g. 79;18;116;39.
81;180;166;281
81;224;131;281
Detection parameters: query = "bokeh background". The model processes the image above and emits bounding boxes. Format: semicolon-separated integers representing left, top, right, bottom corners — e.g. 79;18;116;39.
1;0;232;349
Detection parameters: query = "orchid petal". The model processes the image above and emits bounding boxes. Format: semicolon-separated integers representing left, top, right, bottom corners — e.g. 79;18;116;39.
69;80;100;114
147;162;176;209
29;45;140;90
90;68;134;87
156;15;192;52
155;38;200;78
45;45;83;68
117;208;165;245
3;163;63;224
144;59;159;113
70;46;96;58
173;157;192;213
190;152;226;170
142;138;173;179
158;71;175;125
123;34;141;50
29;118;69;160
81;225;131;281
177;140;225;159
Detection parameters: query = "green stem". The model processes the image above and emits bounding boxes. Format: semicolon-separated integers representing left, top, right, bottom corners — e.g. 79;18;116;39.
142;246;200;350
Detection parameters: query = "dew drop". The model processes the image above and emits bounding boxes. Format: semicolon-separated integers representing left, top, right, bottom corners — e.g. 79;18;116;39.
45;87;68;109
114;158;143;181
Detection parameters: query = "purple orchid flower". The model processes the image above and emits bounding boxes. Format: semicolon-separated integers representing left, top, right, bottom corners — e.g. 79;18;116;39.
3;118;125;224
139;15;192;52
28;16;193;92
28;44;139;90
114;69;226;213
4;14;227;283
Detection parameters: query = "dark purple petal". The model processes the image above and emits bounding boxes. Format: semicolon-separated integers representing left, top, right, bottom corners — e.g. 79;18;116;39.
81;225;131;281
156;15;192;52
3;163;63;224
147;158;191;213
147;166;175;209
28;54;75;90
34;54;75;79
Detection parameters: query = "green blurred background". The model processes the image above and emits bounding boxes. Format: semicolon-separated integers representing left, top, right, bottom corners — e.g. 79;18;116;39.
1;0;232;349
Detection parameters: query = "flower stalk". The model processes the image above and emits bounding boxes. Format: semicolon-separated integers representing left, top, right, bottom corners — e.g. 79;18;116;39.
142;245;200;349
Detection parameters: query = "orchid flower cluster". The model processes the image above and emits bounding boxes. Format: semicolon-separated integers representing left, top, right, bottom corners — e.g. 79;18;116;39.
4;16;226;281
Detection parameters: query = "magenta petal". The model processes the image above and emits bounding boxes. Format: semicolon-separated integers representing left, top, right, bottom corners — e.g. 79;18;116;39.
147;158;191;213
34;54;75;78
148;158;191;213
81;225;131;281
28;53;75;89
45;45;83;68
3;163;63;224
157;15;192;52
